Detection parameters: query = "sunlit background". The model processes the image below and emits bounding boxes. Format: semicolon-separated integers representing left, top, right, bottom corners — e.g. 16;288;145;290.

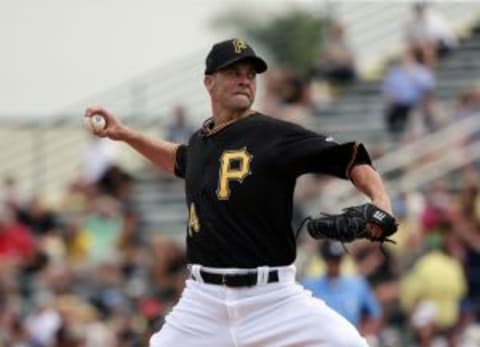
2;1;480;346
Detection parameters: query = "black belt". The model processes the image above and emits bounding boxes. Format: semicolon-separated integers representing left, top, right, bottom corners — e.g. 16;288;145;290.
192;270;279;287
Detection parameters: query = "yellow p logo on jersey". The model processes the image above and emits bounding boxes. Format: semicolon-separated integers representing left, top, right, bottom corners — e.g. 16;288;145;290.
233;39;248;54
217;148;252;200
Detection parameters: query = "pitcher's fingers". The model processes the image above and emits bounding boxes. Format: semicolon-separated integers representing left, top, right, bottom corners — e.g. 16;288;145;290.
367;222;382;239
84;106;105;118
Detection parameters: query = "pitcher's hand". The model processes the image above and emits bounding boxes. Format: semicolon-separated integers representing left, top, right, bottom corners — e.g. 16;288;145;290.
84;106;129;141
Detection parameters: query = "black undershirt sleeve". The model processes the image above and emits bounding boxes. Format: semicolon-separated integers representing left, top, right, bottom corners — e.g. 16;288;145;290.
174;144;188;178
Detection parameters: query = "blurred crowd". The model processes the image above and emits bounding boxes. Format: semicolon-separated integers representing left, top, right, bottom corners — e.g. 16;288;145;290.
1;2;480;347
0;167;187;347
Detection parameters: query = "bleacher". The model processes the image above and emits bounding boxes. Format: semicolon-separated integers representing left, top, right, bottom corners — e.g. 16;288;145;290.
309;27;480;144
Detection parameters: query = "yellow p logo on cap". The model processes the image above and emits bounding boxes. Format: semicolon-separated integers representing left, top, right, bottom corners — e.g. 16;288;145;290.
233;39;248;54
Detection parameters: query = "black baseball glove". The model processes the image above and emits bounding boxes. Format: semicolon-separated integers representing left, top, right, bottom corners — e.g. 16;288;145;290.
306;203;398;244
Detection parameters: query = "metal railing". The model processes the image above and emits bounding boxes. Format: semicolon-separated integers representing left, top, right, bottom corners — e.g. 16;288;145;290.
318;113;480;211
0;124;157;202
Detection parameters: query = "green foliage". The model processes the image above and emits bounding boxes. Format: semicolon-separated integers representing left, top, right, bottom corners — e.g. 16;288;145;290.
211;9;330;76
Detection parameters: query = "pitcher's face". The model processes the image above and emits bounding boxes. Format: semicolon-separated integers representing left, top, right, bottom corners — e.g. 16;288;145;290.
205;61;257;112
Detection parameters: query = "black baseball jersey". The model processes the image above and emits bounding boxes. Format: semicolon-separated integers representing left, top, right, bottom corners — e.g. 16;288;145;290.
174;112;372;268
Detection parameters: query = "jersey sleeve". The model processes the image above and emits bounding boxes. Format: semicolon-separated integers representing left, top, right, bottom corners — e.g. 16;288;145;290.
174;144;188;178
275;124;372;178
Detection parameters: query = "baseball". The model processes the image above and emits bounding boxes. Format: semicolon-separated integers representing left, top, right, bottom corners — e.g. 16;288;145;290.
84;115;107;132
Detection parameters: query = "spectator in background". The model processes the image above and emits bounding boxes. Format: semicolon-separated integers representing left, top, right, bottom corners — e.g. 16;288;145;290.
420;180;454;237
351;241;401;340
149;236;186;308
96;164;134;201
277;75;315;125
165;105;195;145
82;195;123;264
405;2;457;68
452;181;480;328
82;136;119;184
454;84;480;121
0;205;35;262
1;313;33;347
88;260;128;319
17;195;58;237
1;176;21;210
25;291;62;347
303;241;381;340
312;20;357;86
382;47;436;140
259;66;315;125
400;231;467;347
62;216;90;266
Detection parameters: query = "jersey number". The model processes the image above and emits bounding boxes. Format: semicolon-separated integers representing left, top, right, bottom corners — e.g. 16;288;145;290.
188;202;200;235
216;148;252;200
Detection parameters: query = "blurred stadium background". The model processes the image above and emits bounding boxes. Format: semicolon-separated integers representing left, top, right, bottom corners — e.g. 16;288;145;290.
2;1;480;346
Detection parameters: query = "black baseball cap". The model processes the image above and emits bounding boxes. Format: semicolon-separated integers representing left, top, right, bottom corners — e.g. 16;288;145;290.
205;38;268;75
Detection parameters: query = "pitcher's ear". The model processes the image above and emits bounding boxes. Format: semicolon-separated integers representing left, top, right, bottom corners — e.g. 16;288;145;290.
204;75;214;91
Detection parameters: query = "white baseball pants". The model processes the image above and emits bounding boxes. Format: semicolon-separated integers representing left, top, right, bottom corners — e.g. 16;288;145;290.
149;265;368;347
